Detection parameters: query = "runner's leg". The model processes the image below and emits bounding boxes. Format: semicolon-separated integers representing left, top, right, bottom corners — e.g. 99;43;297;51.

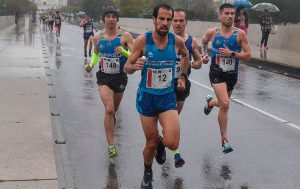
99;85;116;145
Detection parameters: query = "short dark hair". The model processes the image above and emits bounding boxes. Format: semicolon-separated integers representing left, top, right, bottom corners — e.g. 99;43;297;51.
219;3;234;12
174;8;188;20
153;4;174;18
102;6;119;22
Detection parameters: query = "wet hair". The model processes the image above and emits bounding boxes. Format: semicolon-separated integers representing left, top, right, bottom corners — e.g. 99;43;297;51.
102;6;119;22
219;3;234;12
174;8;188;20
153;4;174;18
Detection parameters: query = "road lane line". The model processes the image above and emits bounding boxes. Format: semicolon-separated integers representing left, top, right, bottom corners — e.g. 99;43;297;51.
189;78;300;131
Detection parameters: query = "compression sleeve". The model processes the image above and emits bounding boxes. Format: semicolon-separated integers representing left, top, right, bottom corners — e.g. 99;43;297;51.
89;52;100;67
119;46;130;58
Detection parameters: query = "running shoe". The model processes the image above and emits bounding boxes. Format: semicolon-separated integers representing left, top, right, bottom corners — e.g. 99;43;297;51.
222;139;233;154
108;145;117;158
141;172;153;189
174;153;185;168
204;95;214;115
155;136;166;165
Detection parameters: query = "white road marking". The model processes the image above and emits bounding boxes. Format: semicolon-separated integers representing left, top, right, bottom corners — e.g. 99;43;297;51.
189;78;300;131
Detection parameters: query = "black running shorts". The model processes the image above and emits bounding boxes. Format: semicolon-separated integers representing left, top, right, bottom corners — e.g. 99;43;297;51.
96;71;128;93
174;78;191;101
209;70;237;92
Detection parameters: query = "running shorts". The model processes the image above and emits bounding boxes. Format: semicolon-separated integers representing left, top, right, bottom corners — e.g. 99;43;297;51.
174;78;191;101
209;70;238;92
96;71;128;93
136;88;177;117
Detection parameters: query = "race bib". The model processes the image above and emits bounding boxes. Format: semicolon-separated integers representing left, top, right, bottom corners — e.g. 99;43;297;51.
55;19;61;24
146;68;172;89
100;57;120;74
175;58;182;79
85;26;93;33
216;55;236;72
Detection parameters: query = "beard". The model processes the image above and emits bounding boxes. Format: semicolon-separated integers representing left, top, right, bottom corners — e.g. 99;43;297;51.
223;22;233;28
155;26;169;37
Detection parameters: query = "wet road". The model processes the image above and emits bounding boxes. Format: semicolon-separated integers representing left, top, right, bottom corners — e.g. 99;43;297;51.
39;22;300;188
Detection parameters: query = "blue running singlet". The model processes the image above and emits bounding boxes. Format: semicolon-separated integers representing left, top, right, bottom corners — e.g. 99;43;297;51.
97;33;127;74
138;32;177;95
174;35;193;79
83;19;94;36
210;28;241;74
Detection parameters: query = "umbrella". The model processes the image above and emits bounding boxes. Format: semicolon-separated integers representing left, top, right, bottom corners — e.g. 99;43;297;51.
233;0;253;9
251;3;280;12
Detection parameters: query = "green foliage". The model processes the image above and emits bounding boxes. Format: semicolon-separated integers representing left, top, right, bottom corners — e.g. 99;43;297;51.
0;0;37;15
61;0;300;24
117;0;146;17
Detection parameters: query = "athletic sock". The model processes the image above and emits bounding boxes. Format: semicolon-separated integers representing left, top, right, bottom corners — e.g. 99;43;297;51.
173;149;180;156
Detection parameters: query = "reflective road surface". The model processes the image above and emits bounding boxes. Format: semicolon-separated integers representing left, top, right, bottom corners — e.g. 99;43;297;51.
37;22;300;189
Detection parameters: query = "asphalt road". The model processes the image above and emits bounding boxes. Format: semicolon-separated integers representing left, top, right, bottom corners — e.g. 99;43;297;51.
41;22;300;189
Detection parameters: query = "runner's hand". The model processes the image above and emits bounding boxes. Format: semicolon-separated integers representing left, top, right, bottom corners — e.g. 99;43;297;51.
177;77;186;91
114;46;122;54
219;45;231;57
135;57;146;71
85;64;93;73
202;55;210;64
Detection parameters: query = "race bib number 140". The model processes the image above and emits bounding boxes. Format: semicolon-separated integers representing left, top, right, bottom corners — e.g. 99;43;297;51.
216;55;236;72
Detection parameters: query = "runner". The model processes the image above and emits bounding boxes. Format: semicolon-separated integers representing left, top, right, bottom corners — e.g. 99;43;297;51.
48;12;54;32
84;6;134;158
123;4;189;189
79;13;97;57
54;11;62;42
201;3;251;154
171;8;202;168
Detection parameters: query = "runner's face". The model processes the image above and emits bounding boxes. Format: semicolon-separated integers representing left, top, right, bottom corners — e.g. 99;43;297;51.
153;8;173;37
219;8;235;27
104;14;118;29
172;11;187;36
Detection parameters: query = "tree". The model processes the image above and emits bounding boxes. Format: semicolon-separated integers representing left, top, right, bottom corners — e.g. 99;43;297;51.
0;0;37;16
115;0;146;17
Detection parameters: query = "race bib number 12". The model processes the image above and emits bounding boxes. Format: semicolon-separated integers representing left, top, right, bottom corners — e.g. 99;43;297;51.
146;68;172;89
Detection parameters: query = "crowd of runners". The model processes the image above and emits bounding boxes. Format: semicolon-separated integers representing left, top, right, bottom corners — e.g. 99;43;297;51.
40;3;252;189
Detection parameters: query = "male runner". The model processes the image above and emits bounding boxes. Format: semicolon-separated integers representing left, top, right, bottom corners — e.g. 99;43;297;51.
84;6;134;158
54;11;62;42
171;8;202;168
123;4;189;189
201;3;251;154
80;13;97;57
48;12;54;32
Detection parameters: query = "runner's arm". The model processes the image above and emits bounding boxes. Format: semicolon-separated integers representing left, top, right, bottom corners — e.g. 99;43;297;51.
191;38;202;69
124;35;145;74
237;31;251;61
201;28;214;56
176;35;189;75
79;18;85;27
115;32;134;58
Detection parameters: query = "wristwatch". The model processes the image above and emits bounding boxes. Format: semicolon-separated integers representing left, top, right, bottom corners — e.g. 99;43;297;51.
231;51;236;57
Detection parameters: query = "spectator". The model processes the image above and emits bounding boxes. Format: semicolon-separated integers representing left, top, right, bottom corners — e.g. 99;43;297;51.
234;6;248;34
259;9;273;49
